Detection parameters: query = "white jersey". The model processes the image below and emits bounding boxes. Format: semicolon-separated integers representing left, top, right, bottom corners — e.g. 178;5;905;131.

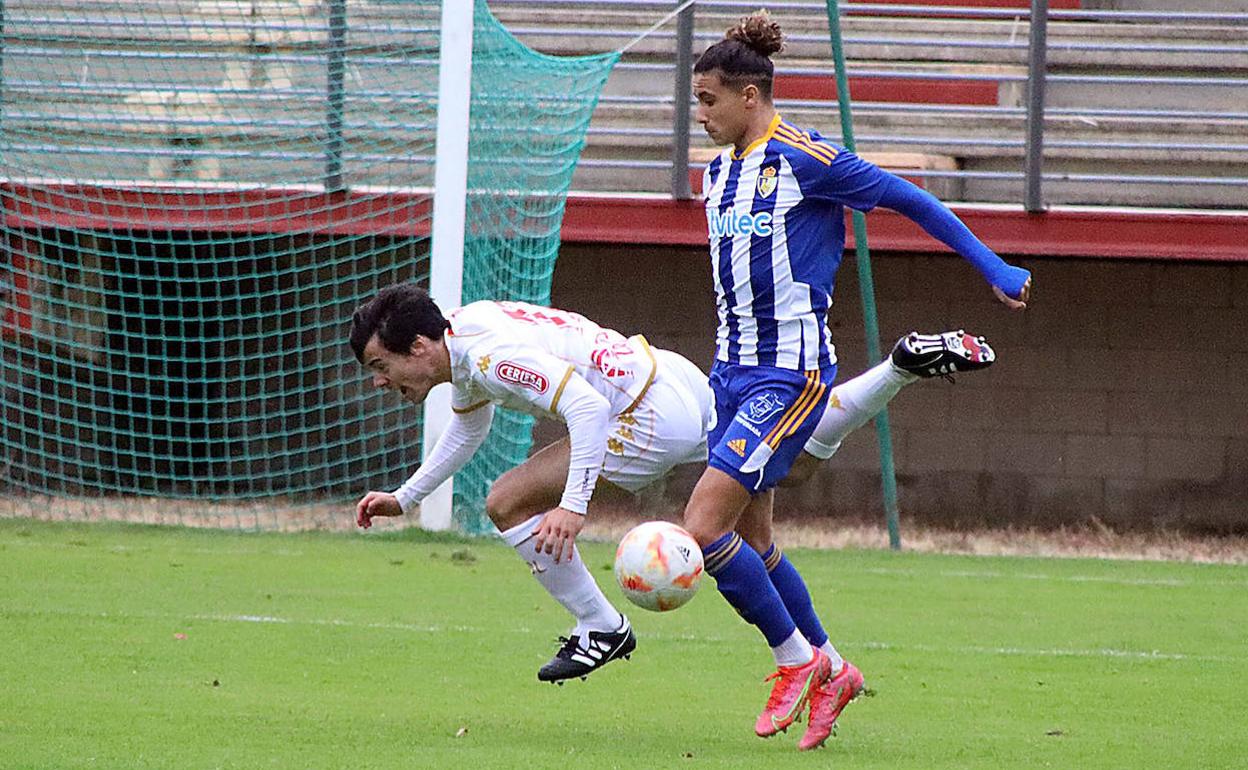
390;300;710;516
445;300;656;419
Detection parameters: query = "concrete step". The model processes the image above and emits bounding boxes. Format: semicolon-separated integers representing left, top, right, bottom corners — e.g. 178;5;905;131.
584;99;1248;159
1085;0;1248;11
600;57;1247;113
498;9;1248;72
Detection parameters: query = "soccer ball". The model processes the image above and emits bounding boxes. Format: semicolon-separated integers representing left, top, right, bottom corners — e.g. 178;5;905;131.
613;521;703;612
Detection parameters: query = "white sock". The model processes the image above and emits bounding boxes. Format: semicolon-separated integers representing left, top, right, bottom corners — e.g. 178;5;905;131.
501;514;623;640
820;641;845;674
772;628;815;668
803;360;916;459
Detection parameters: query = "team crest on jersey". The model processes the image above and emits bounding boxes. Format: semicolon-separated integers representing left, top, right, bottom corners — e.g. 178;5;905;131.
495;361;549;394
756;165;778;198
744;392;786;424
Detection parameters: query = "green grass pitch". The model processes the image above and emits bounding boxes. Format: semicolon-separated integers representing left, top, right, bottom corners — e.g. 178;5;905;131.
1;519;1245;769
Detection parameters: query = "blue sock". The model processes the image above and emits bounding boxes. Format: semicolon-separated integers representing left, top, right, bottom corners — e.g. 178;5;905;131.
703;533;796;647
760;544;829;649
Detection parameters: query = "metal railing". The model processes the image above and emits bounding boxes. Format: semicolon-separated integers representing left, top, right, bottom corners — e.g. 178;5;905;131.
1;2;1246;207
492;0;1248;209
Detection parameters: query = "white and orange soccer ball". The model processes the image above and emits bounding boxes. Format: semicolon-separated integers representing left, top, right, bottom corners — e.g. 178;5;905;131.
613;521;704;612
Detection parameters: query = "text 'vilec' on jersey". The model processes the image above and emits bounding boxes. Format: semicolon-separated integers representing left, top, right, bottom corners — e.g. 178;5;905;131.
702;114;891;372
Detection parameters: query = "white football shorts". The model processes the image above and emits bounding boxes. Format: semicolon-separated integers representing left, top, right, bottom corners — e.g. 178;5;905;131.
599;348;712;492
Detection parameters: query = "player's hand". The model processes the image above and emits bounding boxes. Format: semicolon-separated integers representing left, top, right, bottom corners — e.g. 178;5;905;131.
532;507;585;564
993;275;1031;311
356;491;403;529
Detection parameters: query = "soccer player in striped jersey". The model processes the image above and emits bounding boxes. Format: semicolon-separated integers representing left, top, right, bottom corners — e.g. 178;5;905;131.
684;11;1032;748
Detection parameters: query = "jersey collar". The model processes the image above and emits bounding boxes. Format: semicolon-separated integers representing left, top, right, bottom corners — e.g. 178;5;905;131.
731;113;782;161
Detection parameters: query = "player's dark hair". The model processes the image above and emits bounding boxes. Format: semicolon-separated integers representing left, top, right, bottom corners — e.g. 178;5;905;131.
349;283;450;363
693;10;784;98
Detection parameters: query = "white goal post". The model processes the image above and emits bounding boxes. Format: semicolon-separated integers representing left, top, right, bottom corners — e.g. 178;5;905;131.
420;0;474;530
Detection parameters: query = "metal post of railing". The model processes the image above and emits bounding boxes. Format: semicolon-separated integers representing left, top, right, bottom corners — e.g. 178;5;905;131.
324;0;348;193
825;0;902;550
1023;0;1049;212
670;0;694;199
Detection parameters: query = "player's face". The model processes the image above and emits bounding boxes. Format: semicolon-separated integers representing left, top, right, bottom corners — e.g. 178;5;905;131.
361;333;443;405
693;71;751;147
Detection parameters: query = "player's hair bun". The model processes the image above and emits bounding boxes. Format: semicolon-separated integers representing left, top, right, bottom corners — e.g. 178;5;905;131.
726;10;784;58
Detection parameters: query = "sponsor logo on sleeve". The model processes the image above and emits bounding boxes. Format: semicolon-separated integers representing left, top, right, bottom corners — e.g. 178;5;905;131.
495;361;549;394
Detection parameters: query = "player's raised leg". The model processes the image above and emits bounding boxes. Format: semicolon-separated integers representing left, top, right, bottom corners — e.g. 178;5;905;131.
486;439;634;684
783;329;996;487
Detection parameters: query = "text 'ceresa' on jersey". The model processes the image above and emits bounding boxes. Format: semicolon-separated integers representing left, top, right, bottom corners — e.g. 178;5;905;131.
707;209;773;240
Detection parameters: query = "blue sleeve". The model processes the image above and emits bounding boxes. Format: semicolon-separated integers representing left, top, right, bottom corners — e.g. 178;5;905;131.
875;174;1031;299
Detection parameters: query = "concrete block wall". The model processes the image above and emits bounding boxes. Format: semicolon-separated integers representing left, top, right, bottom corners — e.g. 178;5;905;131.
545;243;1248;534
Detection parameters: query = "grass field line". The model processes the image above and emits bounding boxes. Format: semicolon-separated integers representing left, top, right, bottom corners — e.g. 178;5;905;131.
858;566;1248;588
0;540;311;557
11;606;1227;664
193;613;1242;663
7;538;1246;588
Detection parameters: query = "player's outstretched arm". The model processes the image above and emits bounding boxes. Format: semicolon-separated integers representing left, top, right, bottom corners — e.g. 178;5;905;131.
356;404;495;529
874;174;1032;309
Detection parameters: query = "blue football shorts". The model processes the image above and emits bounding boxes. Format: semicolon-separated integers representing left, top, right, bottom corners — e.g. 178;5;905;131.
706;360;836;493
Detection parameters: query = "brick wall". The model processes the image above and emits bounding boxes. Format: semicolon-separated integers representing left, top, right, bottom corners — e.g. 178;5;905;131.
545;244;1248;535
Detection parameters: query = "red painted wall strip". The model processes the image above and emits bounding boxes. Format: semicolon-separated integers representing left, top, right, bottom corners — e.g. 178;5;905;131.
1;183;1242;262
774;74;999;105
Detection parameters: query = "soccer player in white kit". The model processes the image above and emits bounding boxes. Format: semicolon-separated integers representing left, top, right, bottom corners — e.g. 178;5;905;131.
349;284;995;684
350;285;709;682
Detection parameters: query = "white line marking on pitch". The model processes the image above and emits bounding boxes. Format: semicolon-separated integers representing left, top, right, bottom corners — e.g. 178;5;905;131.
197;613;1238;663
858;566;1248;588
4;607;1237;662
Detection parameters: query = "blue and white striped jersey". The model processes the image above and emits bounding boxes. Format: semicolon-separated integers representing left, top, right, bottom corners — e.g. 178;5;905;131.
702;114;891;371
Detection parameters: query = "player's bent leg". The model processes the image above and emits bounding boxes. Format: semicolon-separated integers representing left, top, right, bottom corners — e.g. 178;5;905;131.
792;330;997;482
776;451;820;488
484;437;570;531
486;437;631;684
689;471;820;737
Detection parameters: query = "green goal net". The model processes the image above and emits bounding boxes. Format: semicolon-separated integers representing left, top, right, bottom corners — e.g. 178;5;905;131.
0;0;617;532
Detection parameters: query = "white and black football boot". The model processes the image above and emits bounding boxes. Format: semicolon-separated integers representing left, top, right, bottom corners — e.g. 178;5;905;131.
890;330;995;379
537;616;636;685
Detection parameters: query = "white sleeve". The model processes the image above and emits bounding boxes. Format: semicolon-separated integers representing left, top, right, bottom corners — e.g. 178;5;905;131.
550;373;611;514
391;403;495;513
